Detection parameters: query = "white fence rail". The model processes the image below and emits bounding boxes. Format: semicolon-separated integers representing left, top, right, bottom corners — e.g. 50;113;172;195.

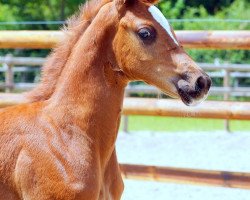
1;55;249;96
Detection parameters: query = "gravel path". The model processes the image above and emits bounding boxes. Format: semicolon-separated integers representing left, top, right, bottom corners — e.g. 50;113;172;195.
116;131;250;200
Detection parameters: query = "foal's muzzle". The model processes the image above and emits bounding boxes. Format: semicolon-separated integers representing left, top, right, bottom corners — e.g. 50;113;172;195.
177;75;212;106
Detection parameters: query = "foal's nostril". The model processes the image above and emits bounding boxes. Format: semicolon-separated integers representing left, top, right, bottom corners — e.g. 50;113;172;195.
196;76;206;91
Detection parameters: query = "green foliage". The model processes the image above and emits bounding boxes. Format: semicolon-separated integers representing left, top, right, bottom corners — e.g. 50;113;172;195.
0;0;85;30
159;0;185;20
159;0;250;31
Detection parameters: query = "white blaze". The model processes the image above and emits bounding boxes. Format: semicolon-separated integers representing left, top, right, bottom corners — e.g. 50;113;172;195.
148;6;179;46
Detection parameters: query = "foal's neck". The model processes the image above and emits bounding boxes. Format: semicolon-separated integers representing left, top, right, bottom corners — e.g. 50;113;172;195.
50;23;126;112
47;17;126;164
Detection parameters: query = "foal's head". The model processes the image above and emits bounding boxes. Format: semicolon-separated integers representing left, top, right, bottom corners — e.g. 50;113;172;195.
112;0;211;105
28;0;211;106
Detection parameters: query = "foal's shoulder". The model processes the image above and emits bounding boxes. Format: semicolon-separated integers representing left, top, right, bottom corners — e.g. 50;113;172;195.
0;101;43;115
0;102;45;130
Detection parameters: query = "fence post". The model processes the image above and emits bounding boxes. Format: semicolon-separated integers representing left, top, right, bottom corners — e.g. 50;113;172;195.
223;68;231;132
215;58;231;132
3;54;14;93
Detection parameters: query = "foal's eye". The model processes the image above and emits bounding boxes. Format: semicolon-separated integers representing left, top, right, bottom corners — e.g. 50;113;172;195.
137;27;156;44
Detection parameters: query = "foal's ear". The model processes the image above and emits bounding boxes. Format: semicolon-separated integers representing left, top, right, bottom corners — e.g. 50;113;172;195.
115;0;135;13
115;0;159;14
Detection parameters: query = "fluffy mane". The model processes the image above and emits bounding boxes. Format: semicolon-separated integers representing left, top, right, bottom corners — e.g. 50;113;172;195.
26;0;111;102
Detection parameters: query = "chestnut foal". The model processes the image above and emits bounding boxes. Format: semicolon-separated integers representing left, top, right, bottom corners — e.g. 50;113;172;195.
0;0;211;199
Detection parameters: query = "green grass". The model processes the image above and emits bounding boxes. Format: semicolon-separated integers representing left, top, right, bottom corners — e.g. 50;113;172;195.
121;116;250;132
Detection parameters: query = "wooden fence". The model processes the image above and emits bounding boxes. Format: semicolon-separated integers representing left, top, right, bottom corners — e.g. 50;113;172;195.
120;164;250;190
0;93;250;120
1;56;250;96
0;30;249;49
0;30;250;190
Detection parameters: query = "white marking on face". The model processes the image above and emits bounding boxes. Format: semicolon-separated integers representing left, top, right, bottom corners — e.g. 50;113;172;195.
148;6;179;46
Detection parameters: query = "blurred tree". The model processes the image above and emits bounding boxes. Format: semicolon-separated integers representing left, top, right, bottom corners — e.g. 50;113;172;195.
162;0;235;14
184;0;234;14
0;0;85;30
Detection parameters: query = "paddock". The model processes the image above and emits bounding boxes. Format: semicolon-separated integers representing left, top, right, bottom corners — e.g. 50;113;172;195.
0;30;249;199
117;131;250;200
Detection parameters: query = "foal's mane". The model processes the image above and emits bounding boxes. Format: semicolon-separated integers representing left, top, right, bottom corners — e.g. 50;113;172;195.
26;0;111;102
